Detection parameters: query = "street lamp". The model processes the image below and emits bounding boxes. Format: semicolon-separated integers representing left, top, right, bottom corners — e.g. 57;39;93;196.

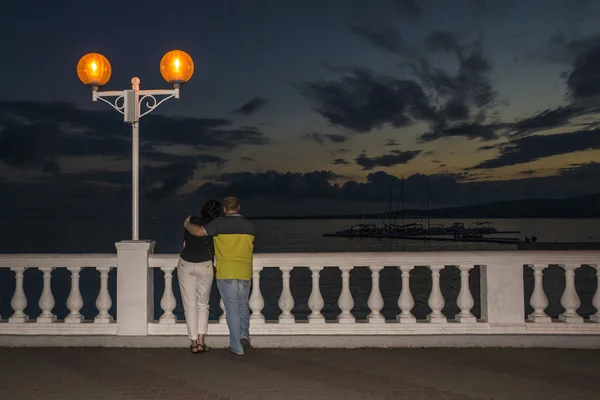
77;50;194;241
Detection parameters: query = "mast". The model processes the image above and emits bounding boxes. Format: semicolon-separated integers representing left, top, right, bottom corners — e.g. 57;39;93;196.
426;175;430;229
476;187;480;224
401;175;404;226
389;186;392;226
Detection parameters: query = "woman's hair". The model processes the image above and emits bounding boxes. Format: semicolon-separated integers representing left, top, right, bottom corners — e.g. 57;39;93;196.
200;199;222;221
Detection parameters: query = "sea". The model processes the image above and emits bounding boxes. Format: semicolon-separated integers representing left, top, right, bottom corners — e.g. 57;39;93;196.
0;218;599;322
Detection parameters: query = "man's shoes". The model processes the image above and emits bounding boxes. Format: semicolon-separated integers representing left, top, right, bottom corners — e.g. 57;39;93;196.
227;347;243;356
240;338;252;351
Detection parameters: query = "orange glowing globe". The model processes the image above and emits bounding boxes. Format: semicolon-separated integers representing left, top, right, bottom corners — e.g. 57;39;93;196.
160;50;194;85
77;53;112;88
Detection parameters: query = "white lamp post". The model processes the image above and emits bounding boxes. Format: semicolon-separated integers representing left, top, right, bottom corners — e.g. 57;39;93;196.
77;50;194;240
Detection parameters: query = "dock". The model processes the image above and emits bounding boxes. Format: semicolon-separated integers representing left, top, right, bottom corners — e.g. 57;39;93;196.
323;233;522;244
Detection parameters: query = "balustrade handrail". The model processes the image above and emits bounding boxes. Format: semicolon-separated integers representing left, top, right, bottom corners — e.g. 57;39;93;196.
0;254;117;268
149;250;600;269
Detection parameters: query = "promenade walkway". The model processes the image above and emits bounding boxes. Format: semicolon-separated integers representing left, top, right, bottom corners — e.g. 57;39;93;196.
0;347;597;400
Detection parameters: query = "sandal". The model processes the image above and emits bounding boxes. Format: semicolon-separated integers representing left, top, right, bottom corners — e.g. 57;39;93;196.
189;343;199;354
198;344;211;353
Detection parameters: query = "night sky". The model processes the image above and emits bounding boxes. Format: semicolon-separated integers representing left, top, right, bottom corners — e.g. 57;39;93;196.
1;0;600;217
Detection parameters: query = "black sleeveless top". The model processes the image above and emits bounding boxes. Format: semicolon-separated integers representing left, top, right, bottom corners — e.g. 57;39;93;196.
179;216;214;263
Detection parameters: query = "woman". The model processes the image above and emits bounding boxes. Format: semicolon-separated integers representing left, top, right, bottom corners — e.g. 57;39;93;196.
178;199;221;353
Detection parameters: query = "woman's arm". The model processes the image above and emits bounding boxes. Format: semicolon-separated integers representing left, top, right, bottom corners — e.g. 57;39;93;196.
184;217;207;236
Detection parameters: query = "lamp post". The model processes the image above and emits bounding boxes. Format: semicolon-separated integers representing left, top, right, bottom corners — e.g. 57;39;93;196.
77;50;194;240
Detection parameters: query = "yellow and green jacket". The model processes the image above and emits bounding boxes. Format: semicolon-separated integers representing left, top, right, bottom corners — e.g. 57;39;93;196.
203;213;255;280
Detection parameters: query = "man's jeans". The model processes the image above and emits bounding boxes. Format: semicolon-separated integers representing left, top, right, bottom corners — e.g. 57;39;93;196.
216;279;251;355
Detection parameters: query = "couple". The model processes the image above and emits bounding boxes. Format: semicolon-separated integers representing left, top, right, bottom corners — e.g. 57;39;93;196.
178;196;255;355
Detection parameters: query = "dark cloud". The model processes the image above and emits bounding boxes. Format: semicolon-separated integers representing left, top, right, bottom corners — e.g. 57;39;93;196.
333;158;350;165
384;139;399;146
4;165;600;217
192;168;600;210
355;149;420;170
507;106;584;138
198;170;342;199
330;148;350;156
468;0;516;19
301;132;348;144
567;43;600;100
300;68;431;133
557;161;600;179
0;100;268;198
419;122;499;142
232;97;270;115
348;26;413;56
395;0;423;18
0;101;270;156
520;170;535;176
305;32;498;142
470;128;600;169
241;157;255;162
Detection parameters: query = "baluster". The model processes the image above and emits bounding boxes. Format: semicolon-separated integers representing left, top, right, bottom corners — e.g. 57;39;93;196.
308;266;325;323
455;265;476;323
337;266;355;323
367;265;385;323
159;266;177;323
37;267;56;323
95;266;113;323
427;265;446;323
591;265;600;322
219;298;227;323
528;264;551;322
9;267;28;323
278;266;295;323
559;264;583;323
397;266;416;323
249;269;265;323
65;267;84;323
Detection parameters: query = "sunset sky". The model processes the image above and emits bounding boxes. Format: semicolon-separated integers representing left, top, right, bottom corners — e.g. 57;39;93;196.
1;0;600;216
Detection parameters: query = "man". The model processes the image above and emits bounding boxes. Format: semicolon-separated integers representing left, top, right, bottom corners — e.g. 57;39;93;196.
184;196;255;355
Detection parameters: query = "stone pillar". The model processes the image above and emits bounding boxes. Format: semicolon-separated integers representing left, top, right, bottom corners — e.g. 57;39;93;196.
115;240;155;336
480;263;525;325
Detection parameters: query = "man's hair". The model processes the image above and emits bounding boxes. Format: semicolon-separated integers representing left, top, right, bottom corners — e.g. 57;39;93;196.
223;196;240;211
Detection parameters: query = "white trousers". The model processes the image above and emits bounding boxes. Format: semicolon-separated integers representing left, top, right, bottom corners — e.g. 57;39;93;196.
177;258;214;340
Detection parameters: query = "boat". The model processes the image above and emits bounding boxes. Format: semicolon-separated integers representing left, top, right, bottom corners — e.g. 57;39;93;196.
384;222;425;236
445;222;470;234
470;221;498;234
334;223;381;237
424;224;447;235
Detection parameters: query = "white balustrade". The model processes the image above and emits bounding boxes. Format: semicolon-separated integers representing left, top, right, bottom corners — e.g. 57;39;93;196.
65;267;84;323
9;267;28;323
528;264;551;322
397;266;416;323
278;266;295;323
559;265;584;323
1;251;600;343
591;265;600;323
455;265;476;323
427;265;447;323
337;265;355;323
159;266;177;324
94;266;114;324
249;270;265;323
37;267;56;323
0;256;117;330
307;266;325;323
367;266;385;323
